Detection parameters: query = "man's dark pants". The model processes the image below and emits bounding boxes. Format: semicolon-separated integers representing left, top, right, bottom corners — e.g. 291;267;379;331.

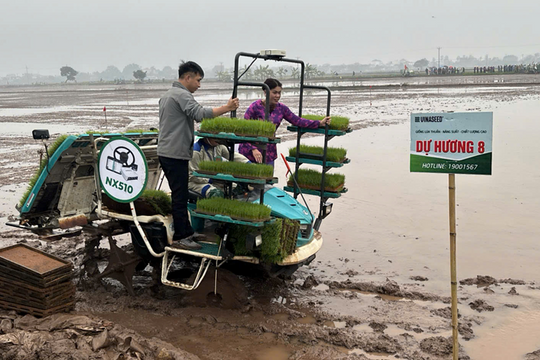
159;156;194;240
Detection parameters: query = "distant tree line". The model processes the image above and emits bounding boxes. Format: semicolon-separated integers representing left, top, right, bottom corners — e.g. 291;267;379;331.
1;64;176;85
2;52;540;85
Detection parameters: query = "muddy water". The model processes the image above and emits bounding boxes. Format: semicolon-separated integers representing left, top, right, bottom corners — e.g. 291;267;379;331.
2;121;88;135
276;99;540;284
273;97;540;359
94;309;295;360
1;80;540;359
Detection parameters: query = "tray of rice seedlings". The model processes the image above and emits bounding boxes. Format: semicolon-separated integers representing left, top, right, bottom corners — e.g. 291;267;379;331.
199;117;277;139
195;197;272;222
301;114;350;131
103;189;172;216
197;161;275;180
288;169;345;193
289;145;348;163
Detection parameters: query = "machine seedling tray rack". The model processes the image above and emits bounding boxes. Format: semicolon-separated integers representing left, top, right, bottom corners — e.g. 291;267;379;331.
195;131;281;144
192;170;278;184
286;126;352;136
285;156;350;168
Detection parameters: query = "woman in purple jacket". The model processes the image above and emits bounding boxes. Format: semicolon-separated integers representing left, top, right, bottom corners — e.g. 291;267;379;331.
239;78;331;165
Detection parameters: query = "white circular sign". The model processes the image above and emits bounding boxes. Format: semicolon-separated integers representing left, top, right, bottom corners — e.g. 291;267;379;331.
98;137;148;203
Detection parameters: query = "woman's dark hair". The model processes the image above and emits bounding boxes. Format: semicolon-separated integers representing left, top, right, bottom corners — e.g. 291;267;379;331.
178;61;204;79
263;78;282;91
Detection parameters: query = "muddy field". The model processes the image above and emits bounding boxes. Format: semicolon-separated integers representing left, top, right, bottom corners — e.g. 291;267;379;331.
1;74;540;360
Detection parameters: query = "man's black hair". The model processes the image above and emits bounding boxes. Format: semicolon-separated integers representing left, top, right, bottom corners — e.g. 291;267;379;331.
263;78;282;91
178;61;205;79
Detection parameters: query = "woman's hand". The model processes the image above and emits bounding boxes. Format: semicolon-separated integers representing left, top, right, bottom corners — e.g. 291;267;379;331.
252;149;263;163
319;116;331;127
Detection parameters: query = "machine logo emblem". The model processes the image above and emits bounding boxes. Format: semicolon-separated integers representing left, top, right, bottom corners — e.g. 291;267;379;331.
98;137;148;203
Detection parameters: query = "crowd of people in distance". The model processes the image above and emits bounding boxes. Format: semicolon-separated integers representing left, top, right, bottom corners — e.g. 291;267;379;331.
494;64;539;74
425;66;466;75
423;63;539;75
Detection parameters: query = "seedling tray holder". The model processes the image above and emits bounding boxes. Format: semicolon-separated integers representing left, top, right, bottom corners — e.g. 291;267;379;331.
192;170;278;184
287;124;353;231
285;156;350;168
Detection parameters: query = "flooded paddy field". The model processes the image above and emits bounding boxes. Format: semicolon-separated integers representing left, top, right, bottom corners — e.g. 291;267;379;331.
1;75;540;359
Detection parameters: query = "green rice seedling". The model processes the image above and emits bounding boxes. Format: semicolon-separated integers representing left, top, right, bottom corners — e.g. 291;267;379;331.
302;114;350;131
196;197;272;221
288;168;345;191
198;161;274;178
199;117;276;138
260;220;283;263
227;218;298;263
138;190;172;216
19;134;69;208
289;145;347;163
228;224;253;256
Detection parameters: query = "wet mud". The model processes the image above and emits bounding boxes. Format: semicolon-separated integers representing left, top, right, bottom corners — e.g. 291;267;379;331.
1;76;540;359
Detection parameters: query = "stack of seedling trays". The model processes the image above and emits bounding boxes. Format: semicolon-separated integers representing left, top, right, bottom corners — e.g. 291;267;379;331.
191;118;280;227
0;244;75;317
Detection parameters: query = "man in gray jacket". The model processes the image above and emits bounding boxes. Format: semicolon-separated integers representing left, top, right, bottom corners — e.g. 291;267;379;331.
158;61;239;250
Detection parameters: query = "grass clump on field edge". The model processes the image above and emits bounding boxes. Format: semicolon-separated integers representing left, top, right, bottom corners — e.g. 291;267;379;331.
198;161;274;178
199;117;276;138
288;169;345;191
302;114;350;131
289;145;347;163
196;197;271;221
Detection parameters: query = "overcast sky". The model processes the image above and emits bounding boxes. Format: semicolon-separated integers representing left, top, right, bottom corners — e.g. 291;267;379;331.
2;0;540;76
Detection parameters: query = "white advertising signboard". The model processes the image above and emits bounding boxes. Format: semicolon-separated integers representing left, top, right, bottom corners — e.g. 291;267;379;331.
98;137;148;203
410;112;493;175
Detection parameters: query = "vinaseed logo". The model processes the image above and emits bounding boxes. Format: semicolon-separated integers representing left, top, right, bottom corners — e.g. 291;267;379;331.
98;137;148;203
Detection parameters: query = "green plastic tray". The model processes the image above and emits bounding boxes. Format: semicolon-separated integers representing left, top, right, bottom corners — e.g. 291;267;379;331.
192;171;278;184
195;131;281;144
286;126;352;136
283;186;347;199
285;156;350;168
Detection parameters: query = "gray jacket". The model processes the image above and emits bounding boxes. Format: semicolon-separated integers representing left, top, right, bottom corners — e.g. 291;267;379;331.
157;82;214;160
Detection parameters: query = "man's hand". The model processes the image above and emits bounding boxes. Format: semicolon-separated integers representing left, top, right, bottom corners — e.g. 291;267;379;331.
212;97;240;117
227;97;239;111
252;149;263;163
318;116;331;127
